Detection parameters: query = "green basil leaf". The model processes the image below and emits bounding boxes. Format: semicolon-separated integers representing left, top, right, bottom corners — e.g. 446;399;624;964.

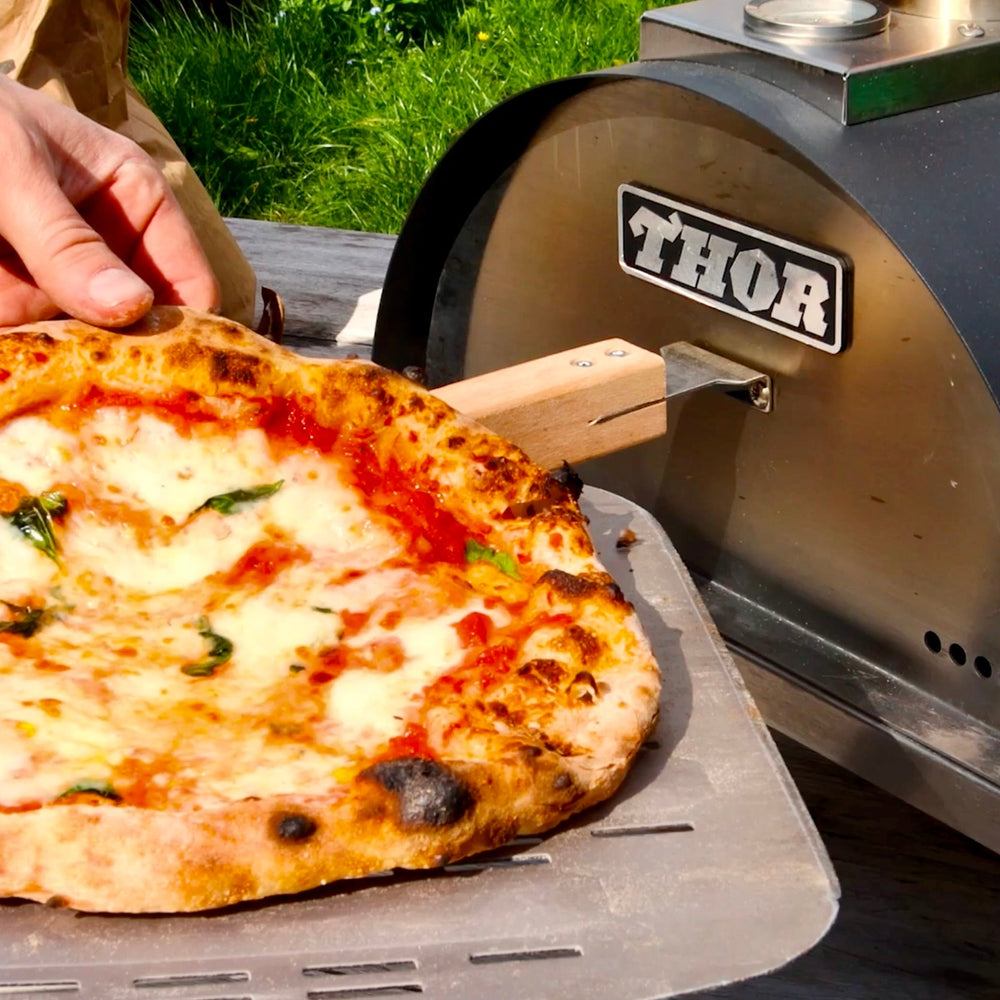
4;492;67;563
38;491;68;517
58;779;120;800
194;481;283;516
464;539;520;579
182;617;234;677
0;602;49;638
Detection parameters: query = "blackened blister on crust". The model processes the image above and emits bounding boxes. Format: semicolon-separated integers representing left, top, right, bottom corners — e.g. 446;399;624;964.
503;466;584;519
539;569;626;604
550;461;584;500
272;811;319;842
210;349;263;387
363;757;474;827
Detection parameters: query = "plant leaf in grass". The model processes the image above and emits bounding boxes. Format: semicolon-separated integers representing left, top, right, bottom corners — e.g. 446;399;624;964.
194;481;283;516
182;617;234;677
4;492;67;563
465;539;520;579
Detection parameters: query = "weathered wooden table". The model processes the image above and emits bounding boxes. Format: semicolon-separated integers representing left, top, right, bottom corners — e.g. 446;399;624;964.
228;218;1000;1000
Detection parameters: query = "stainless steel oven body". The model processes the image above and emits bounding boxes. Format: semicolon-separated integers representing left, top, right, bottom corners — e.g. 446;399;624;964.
374;1;1000;850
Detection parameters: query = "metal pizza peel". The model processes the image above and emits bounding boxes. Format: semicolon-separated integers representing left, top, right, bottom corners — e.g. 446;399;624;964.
0;341;836;1000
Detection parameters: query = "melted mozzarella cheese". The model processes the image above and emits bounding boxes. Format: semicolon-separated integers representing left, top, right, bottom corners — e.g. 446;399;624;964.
63;508;268;592
0;417;77;494
0;404;514;809
0;519;58;593
324;600;504;755
80;410;277;523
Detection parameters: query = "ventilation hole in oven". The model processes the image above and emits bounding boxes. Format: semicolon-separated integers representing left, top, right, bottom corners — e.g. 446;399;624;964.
0;983;80;997
949;643;967;666
443;853;550;873
590;822;694;838
305;987;422;999
974;656;993;679
924;630;942;654
133;972;250;989
468;946;583;965
303;962;418;979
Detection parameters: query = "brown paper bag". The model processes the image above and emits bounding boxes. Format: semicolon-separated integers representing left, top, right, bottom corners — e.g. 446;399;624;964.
0;0;257;326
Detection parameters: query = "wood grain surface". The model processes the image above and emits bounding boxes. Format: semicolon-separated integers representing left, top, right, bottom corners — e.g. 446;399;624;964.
227;218;1000;1000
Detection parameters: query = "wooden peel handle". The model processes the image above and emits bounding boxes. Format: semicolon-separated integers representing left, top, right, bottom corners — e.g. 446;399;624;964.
431;339;666;470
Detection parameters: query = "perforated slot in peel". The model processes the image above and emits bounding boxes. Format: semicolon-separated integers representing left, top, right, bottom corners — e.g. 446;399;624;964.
503;836;544;847
443;854;551;873
0;985;80;997
303;963;418;979
468;947;583;966
132;973;250;989
590;822;694;838
305;987;423;999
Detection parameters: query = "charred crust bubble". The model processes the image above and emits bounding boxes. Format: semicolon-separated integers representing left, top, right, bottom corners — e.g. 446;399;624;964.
518;658;566;686
210;349;262;388
564;625;602;665
539;569;625;604
19;331;56;349
503;467;583;520
271;811;318;842
553;771;576;792
363;757;474;828
550;461;584;501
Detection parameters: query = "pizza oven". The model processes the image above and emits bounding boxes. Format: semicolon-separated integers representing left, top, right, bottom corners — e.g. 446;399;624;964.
373;0;1000;852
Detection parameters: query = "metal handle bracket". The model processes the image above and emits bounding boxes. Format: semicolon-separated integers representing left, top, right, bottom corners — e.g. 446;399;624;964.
662;341;773;412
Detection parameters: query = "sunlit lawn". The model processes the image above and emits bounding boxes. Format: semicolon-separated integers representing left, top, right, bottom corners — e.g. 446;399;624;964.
130;0;651;232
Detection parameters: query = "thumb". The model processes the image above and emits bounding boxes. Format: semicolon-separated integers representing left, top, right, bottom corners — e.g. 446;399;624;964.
3;176;153;328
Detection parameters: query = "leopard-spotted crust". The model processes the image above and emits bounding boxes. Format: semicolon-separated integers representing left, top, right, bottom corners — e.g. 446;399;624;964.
0;307;660;912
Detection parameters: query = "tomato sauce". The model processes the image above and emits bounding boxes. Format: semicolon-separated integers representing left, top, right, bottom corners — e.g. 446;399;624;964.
222;540;309;588
62;389;487;574
344;441;473;566
258;395;340;451
454;611;492;648
111;754;183;809
69;387;222;435
340;609;372;637
381;722;435;760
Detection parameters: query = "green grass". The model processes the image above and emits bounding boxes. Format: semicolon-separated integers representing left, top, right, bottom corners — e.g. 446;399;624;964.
128;0;649;233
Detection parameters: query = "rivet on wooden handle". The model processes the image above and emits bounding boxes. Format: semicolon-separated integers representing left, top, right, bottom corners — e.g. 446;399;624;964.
432;339;666;470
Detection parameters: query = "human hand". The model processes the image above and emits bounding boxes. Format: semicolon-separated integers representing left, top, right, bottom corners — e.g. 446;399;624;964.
0;75;220;328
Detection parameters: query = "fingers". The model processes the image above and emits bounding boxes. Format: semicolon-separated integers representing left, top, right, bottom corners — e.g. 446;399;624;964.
80;158;221;314
0;107;151;326
0;252;62;327
0;197;154;330
0;77;220;328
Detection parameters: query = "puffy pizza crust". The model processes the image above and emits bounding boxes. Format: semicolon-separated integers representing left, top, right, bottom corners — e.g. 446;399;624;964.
0;307;660;912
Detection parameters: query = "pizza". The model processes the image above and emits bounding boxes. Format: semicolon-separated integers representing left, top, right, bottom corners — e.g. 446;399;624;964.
0;307;661;913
